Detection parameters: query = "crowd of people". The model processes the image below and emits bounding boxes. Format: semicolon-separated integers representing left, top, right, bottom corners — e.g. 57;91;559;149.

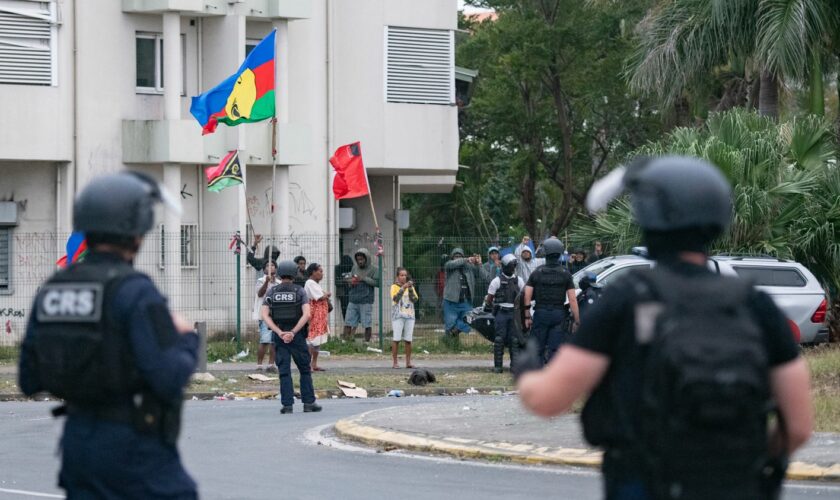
242;233;609;376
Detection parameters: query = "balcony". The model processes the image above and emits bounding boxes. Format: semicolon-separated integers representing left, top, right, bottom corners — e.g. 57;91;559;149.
122;0;227;15
245;0;312;20
122;119;310;166
399;175;457;194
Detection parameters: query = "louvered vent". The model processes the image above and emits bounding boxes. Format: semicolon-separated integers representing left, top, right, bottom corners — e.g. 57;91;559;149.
386;26;453;105
0;1;55;85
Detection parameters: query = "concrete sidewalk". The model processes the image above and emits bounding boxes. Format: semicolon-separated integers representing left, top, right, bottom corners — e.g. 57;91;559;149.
0;356;495;376
335;396;840;482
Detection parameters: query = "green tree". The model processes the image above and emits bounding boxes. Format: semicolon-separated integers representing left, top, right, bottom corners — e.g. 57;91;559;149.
446;0;662;238
625;0;840;120
570;109;840;296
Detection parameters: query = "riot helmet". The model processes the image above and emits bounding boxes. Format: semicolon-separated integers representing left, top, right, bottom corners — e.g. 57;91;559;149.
73;171;181;237
501;254;517;276
625;156;732;234
542;237;565;258
579;271;597;291
276;260;298;279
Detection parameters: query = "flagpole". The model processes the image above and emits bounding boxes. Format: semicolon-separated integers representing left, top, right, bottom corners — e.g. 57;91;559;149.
361;159;385;350
271;117;277;252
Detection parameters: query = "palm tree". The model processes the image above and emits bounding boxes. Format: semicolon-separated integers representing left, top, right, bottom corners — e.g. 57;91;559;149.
626;0;840;119
570;109;840;295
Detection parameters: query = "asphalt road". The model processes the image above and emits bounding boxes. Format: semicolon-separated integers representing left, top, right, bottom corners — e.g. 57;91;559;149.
0;397;837;500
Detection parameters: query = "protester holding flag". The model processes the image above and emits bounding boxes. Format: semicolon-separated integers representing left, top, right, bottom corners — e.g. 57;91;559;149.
344;248;379;343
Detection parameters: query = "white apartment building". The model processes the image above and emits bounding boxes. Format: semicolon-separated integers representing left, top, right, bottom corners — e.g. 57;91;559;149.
0;0;460;341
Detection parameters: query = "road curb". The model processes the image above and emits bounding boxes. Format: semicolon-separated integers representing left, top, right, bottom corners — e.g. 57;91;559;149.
334;414;840;482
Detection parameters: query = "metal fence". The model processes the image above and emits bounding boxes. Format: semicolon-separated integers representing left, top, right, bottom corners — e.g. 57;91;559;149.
1;232;525;349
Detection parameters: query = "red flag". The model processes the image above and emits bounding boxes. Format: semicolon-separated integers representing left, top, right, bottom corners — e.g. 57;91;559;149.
329;142;370;199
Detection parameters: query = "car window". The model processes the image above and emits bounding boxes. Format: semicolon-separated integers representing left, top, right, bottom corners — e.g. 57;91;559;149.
599;264;651;286
731;266;807;287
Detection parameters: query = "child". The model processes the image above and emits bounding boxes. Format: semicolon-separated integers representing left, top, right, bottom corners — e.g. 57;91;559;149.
390;267;419;369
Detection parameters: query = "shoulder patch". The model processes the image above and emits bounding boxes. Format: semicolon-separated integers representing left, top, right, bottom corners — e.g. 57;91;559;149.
36;283;104;323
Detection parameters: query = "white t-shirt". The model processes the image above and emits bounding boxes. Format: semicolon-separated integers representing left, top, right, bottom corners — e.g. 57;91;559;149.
253;276;281;320
486;275;525;308
304;279;325;302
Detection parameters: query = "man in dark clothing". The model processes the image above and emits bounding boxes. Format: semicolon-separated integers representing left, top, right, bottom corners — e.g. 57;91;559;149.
334;254;354;319
19;172;199;499
293;255;308;286
262;260;322;414
569;248;588;274
519;156;813;500
247;234;280;278
523;237;579;364
587;240;606;263
485;254;525;373
343;248;379;342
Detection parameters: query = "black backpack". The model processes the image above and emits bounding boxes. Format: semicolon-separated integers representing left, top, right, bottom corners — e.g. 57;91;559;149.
636;269;773;499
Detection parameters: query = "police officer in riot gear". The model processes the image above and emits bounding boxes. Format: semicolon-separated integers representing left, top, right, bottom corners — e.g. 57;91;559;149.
485;254;525;373
523;237;579;364
19;171;199;499
262;260;322;414
577;271;602;318
518;156;813;500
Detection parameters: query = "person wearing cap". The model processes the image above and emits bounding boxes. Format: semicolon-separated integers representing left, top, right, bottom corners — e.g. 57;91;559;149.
262;260;322;414
477;246;502;307
485;254;525;373
442;248;481;337
518;156;812;499
19;171;199;498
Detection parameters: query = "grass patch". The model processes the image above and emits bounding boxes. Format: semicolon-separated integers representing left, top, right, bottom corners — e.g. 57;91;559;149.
0;345;19;364
804;344;840;433
318;337;492;356
206;340;258;363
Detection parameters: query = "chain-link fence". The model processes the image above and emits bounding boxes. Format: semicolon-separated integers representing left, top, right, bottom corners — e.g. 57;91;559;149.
0;232;529;349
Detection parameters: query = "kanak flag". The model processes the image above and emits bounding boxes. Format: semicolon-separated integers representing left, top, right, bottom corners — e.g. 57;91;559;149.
330;142;370;199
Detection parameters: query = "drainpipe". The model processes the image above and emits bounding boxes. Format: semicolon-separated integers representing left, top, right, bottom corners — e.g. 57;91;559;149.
163;11;182;308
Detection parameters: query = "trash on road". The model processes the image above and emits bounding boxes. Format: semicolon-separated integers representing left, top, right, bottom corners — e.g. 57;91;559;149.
337;380;368;398
387;390;404;397
320;350;331;357
226;378;238;383
366;346;383;354
422;350;430;354
462;406;472;411
465;387;479;395
214;359;223;364
192;372;216;382
247;373;276;382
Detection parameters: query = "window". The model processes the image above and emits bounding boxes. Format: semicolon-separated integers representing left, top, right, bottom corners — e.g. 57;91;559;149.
732;266;807;287
159;224;198;269
180;224;198;268
0;0;57;86
0;227;10;293
598;264;652;286
385;26;454;105
245;39;260;56
135;32;186;94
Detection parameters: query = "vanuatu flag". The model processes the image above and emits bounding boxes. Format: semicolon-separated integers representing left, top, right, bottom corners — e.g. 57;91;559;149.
206;151;244;192
190;30;275;135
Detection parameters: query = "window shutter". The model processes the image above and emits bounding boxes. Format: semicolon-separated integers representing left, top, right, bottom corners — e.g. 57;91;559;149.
0;0;55;85
0;228;10;291
386;26;453;105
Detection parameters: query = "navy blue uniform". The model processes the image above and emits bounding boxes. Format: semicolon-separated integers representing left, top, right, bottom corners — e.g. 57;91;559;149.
263;283;315;407
19;252;199;499
526;263;575;364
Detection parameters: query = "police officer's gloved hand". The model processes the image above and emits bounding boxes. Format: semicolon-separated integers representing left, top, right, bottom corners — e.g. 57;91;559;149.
511;338;543;381
483;304;493;313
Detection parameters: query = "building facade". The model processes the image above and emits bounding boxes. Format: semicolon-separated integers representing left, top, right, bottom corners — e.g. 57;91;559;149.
0;0;459;341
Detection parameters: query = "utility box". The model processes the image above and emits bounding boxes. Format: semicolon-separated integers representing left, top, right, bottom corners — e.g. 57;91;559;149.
0;202;18;226
396;210;410;230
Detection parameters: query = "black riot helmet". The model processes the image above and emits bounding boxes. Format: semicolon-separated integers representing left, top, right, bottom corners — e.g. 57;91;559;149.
625;156;732;257
501;254;517;276
579;271;597;291
542;237;565;258
625;155;732;234
276;260;298;279
73;171;180;237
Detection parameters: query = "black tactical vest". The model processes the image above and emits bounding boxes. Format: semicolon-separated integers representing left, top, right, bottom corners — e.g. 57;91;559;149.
269;282;303;326
31;260;140;405
494;274;520;308
533;265;569;309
